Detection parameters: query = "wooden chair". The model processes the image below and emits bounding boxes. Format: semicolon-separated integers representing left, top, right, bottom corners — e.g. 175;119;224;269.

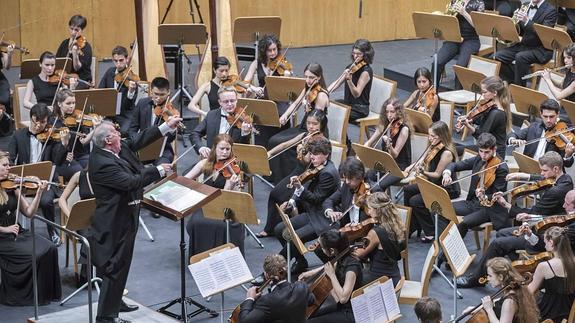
398;241;438;305
477;35;495;57
90;56;98;88
13;83;32;130
535;70;565;99
356;75;397;144
327;100;351;145
396;204;412;280
439;101;455;133
330;141;347;170
509;84;548;120
63;198;97;283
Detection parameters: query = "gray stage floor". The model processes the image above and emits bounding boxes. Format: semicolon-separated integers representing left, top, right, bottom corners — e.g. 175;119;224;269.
1;39;493;322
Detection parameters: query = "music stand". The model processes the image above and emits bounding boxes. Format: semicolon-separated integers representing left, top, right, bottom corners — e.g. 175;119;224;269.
137;137;167;162
73;88;119;117
20;58;71;79
470;12;520;56
509;84;547;119
534;23;573;69
265;76;306;102
405;109;433;134
558;0;575;8
415;176;463;298
561;99;575;123
276;203;309;283
142;174;220;322
351;144;405;178
512;151;540;174
237;98;281;127
412;12;462;92
233;16;281;59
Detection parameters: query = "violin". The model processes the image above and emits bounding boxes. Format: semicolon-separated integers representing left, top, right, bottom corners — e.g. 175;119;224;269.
47;69;92;88
296;131;322;161
63;110;102;128
222;75;251;94
481;156;502;190
35;126;86;142
225;106;260;135
414;86;436;115
401;141;444;184
69;35;86;56
308;217;378;252
511;251;554;274
544;121;575;150
513;214;575;236
348;59;366;75
0;40;30;55
1;174;63;190
267;54;293;75
154;102;186;129
456;98;496;132
509;178;555;201
210;157;246;189
114;68;141;89
286;164;324;189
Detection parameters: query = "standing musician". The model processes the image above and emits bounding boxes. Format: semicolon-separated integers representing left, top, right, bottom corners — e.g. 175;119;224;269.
298;229;362;323
352;192;406;286
0;151;59;306
98;45;138;135
433;0;484;89
87;118;179;323
56;14;93;89
268;63;329;183
273;137;340;275
190;86;253;159
441;133;510;240
508;99;575;168
461;257;539;323
364;97;412;192
8;103;68;245
455;76;511;159
403;67;439;121
404;121;460;242
237;254;310;323
184;134;245;256
528;226;575;322
493;0;557;86
457;151;573;288
188;56;229;117
0;41;14;131
129;77;176;164
328;39;374;123
23;51;77;110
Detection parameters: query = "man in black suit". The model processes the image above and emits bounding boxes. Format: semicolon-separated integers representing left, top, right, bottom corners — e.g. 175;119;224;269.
239;254;310;323
493;0;557;86
484;0;520;17
457;151;573;287
190;86;253;158
88;117;180;323
129;76;175;165
8;103;67;244
441;133;510;237
98;45;138;135
508;99;575;167
273;137;340;274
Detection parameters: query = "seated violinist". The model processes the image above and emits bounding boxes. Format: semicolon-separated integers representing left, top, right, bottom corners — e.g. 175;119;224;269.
352;192;406;286
457;152;573;288
441;133;511;241
129;77;176;165
403;68;439;121
7;103;68;245
98;45;138;135
190;86;253;159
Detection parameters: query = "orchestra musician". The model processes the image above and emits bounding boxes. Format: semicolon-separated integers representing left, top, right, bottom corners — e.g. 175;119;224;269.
352;191;406;286
484;0;519;17
190;86;253;159
98;45;138;135
403;67;439;121
0;41;14;134
129;77;176;164
457;151;573;288
541;43;575;124
493;0;557;86
237;254;310;323
455;76;511;159
328;39;374;123
414;297;442;323
0;151;60;306
7;103;68;245
364;97;412;192
184;134;245;256
273;137;340;275
558;7;575;41
433;0;484;89
56;14;93;89
404;121;460;242
528;226;575;322
87;118;179;323
188;56;231;117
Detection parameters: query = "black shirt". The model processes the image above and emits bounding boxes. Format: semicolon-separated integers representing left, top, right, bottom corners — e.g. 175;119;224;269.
31;75;58;106
56;39;93;83
344;64;372;106
456;0;484;40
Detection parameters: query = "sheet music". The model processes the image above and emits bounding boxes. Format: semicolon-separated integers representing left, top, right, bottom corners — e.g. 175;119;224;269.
145;181;206;212
380;279;400;320
442;223;470;274
188;247;253;297
366;285;388;322
351;279;401;323
351;294;373;323
115;92;122;115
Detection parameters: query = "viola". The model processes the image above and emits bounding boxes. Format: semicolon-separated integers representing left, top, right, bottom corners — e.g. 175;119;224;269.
35;126;86;143
222;75;251;94
154;102;186;129
544;121;575;150
456;98;496;131
63;110;102;128
0;40;30;55
511;252;554;274
414;86;436;115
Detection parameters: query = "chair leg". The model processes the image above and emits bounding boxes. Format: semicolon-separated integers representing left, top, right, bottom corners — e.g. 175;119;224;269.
483;226;492;255
72;236;79;283
403;256;410;280
359;123;366;144
474;230;481;250
65;234;70;267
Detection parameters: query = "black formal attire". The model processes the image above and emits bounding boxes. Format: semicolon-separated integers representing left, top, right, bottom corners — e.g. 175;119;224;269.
87;125;166;320
129;97;175;165
485;0;520;17
508;120;575;168
343;63;372;122
363;226;404;286
0;56;13;136
98;67;138;135
559;7;575;41
238;280;310;323
206;81;220;111
457;107;507;158
186;174;245;256
537;261;575;322
466;173;573;280
53;117;91;181
441;155;510;238
31;75;58;106
493;1;557;86
558;70;575;124
254;63;290;147
190;107;251;153
493;293;519;323
263;163;305;235
408;91;440;122
322;182;369;228
274;161;340;263
371;123;412;192
0;191;61;305
56;39;93;89
8;128;66;237
433;0;484;89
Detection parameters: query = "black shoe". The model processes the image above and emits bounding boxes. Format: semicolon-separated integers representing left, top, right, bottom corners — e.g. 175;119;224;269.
290;258;308;276
119;300;139;313
96;317;132;323
152;213;161;219
251;273;265;286
456;275;483;288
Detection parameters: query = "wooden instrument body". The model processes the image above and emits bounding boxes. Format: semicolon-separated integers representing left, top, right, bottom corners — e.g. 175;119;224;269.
466;308;489;323
306;272;333;318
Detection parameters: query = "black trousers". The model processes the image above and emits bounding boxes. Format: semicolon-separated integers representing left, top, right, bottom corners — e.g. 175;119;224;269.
493;44;553;86
274;213;318;262
263;171;297;234
40;187;60;237
432;39;480;89
438;200;511;239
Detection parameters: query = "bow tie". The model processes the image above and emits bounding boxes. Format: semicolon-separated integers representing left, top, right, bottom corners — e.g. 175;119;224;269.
529;5;538;10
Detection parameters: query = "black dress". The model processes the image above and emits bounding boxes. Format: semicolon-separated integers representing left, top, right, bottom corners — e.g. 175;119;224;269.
207;81;220;111
56;39;93;88
0;191;61;305
186;174;245;256
31;75;58;106
408;91;440;122
493;293;519;323
471;108;507;158
54;117;91;181
537;261;575;322
561;70;575;124
372;123;412;192
363;226;404;286
344;63;373;122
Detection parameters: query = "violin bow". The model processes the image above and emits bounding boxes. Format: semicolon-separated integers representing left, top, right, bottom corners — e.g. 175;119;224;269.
36;110;61;163
13;166;25;241
515;125;575;148
68;97;90;165
268;131;320;161
224;104;249;135
372;118;397;149
49;51;73;109
446;160;508;186
259;45;291;95
202;157;238;184
283;79;319;124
